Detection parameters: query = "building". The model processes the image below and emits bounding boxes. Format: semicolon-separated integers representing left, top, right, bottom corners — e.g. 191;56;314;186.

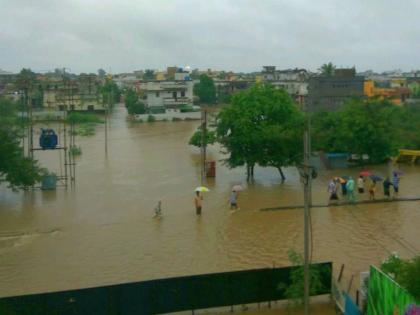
43;75;104;112
364;79;410;105
307;68;365;111
139;80;194;110
260;66;309;101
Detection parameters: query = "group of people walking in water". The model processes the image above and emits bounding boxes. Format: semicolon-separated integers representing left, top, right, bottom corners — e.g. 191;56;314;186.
328;171;401;203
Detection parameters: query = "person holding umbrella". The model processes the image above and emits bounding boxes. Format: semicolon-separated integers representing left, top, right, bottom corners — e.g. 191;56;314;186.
230;185;243;210
346;176;355;203
194;186;210;215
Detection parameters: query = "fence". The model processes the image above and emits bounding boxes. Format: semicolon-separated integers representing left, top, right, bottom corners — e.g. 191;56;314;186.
0;262;332;315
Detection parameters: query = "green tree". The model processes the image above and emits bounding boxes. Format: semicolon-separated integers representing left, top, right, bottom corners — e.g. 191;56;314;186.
144;69;155;80
312;99;401;163
124;89;146;115
408;82;420;98
101;78;121;105
124;88;138;109
16;68;37;109
127;101;146;115
381;253;420;300
217;84;304;180
194;74;216;105
189;127;216;148
0;97;42;190
319;62;336;77
278;249;328;308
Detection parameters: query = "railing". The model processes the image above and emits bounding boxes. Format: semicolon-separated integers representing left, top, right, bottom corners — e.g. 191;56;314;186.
0;263;332;315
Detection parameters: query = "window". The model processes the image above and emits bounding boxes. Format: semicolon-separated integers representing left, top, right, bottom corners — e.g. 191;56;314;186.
181;91;185;97
173;91;177;98
156;92;160;97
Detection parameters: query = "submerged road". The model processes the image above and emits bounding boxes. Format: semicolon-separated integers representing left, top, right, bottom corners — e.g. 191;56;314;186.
0;105;419;299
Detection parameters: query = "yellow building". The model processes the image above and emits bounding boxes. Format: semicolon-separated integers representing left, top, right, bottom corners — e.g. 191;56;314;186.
364;80;410;105
155;72;166;81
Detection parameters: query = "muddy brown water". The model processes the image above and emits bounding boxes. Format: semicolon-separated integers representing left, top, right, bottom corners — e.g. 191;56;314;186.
0;105;419;300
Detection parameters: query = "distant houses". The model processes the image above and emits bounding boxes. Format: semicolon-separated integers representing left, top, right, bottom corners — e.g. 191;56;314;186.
42;75;105;112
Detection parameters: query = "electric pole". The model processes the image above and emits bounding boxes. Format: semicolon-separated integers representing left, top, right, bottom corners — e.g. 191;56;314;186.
302;96;312;315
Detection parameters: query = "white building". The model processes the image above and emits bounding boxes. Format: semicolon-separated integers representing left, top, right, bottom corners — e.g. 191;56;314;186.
261;66;309;96
141;80;194;109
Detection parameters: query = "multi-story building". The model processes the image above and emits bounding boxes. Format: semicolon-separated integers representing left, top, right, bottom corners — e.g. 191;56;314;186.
43;75;104;112
139;80;194;110
307;68;365;111
260;66;309;101
364;80;410;105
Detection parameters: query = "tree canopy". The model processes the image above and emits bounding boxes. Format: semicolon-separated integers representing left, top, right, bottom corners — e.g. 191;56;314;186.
193;74;216;105
189;127;216;148
318;62;336;77
101;78;121;105
216;84;304;180
0;97;42;190
311;98;405;163
143;69;155;80
124;89;146;115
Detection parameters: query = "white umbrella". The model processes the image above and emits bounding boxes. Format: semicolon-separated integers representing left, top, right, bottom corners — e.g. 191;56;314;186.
232;184;244;192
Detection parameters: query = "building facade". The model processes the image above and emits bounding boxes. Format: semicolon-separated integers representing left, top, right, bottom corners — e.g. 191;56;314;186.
140;80;194;109
307;69;365;111
259;66;309;102
43;75;104;112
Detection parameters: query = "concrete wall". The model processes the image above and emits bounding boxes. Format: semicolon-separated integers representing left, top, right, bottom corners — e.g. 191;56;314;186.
307;76;365;111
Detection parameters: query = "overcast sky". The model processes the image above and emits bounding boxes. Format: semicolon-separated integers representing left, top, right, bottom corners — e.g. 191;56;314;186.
1;0;420;74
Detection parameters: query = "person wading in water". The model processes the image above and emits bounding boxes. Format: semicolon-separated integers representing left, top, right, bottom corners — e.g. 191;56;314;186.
194;191;203;215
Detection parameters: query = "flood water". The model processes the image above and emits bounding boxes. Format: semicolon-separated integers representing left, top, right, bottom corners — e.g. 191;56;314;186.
0;105;419;300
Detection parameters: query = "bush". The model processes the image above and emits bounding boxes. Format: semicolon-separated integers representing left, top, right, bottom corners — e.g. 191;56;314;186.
66;112;103;124
127;101;146;115
72;123;96;136
147;114;156;122
278;249;327;308
69;145;82;156
172;117;182;122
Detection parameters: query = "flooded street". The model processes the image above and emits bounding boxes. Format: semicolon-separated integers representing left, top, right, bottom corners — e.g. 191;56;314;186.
0;105;419;299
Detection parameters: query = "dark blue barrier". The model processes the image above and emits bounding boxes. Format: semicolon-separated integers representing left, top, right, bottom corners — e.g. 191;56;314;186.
0;262;332;315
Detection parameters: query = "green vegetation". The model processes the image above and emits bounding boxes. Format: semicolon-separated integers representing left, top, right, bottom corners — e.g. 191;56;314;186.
172;117;182;121
16;68;43;108
408;82;420;99
72;124;96;136
189;127;216;148
69;145;82;156
278;249;327;308
66;112;103;124
101;78;121;105
124;89;146;115
143;69;155;80
0;97;42;190
147;115;156;122
312;99;420;163
216;84;304;180
380;253;420;300
318;62;336;76
194;74;216;105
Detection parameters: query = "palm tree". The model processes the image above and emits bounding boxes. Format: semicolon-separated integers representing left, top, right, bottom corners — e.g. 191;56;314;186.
319;62;336;77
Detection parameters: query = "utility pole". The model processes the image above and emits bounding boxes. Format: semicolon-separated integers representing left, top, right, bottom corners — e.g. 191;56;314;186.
105;91;110;156
302;96;312;315
200;107;207;185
